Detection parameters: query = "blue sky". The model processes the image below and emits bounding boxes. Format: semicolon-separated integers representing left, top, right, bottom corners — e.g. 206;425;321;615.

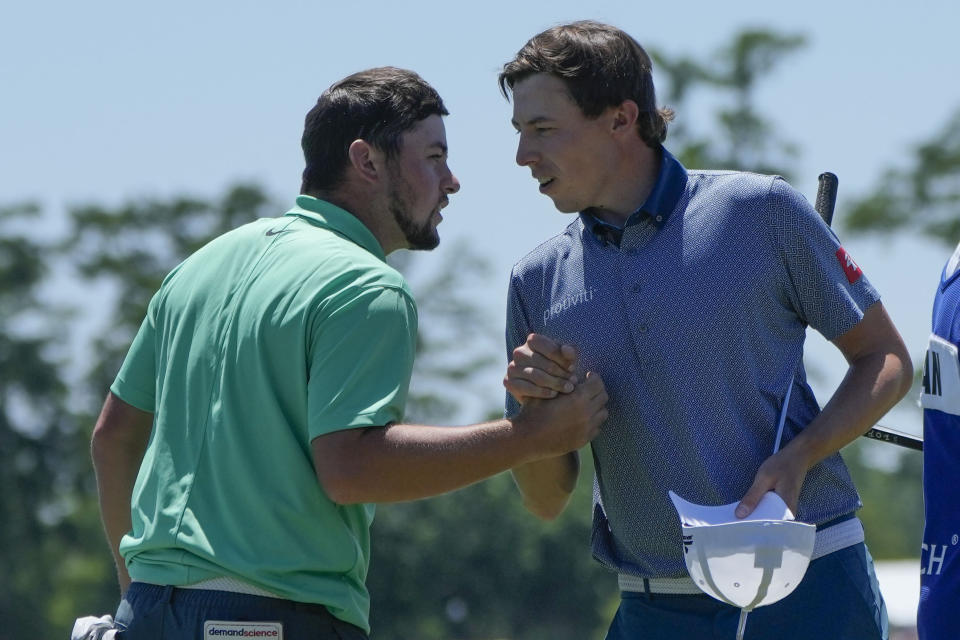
3;0;958;434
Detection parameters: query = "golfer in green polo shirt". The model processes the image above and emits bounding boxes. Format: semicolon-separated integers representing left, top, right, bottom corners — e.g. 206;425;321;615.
88;67;609;640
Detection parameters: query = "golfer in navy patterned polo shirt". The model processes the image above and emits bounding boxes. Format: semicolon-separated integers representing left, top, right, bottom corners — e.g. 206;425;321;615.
499;21;914;640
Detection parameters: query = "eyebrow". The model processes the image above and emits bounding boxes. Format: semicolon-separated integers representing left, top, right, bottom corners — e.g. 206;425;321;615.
428;141;448;153
510;115;552;130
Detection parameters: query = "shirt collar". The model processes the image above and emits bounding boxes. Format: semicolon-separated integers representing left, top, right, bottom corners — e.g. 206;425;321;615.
285;195;386;261
580;146;688;239
638;146;687;227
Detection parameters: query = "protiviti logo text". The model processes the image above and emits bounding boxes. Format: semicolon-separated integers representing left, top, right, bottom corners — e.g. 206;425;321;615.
544;288;598;324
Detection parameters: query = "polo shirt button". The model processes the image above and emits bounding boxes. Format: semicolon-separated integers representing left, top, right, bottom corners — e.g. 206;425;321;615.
638;324;648;333
655;215;663;223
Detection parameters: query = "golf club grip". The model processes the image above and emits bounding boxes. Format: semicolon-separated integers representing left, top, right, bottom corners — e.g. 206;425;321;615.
814;172;838;225
863;426;924;451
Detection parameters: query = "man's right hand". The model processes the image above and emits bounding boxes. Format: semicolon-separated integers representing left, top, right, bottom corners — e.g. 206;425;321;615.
504;333;580;404
515;371;608;456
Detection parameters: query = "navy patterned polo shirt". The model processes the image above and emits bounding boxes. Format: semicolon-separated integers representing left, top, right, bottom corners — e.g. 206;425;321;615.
504;148;881;578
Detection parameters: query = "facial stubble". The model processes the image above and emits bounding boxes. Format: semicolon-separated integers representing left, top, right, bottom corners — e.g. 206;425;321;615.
387;164;441;251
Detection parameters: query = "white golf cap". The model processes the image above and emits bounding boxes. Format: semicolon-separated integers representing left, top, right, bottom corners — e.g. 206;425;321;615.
669;490;816;610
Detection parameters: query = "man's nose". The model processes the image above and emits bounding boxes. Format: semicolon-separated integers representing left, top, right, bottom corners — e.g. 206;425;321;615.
444;168;460;194
516;134;538;167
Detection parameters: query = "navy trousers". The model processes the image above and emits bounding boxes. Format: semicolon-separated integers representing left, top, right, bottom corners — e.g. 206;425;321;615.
605;543;888;640
114;582;368;640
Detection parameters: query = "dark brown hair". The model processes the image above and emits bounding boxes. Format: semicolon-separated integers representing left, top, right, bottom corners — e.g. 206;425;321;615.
301;67;448;193
499;21;673;148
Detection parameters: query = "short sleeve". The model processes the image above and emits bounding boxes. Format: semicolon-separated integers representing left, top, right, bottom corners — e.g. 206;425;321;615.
111;299;159;412
769;177;880;340
941;244;960;342
504;269;533;419
306;285;418;438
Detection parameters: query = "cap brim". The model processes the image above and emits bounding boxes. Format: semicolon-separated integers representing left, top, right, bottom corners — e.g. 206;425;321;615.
669;490;795;527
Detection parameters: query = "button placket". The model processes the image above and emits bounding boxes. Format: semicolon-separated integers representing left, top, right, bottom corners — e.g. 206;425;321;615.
617;258;650;350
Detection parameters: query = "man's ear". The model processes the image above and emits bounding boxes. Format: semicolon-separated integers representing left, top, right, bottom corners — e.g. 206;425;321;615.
347;139;383;183
610;100;640;136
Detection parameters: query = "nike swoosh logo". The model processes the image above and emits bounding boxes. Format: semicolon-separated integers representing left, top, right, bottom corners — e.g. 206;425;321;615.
265;228;289;236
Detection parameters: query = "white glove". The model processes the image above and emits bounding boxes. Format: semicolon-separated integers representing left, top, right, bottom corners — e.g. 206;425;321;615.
71;614;118;640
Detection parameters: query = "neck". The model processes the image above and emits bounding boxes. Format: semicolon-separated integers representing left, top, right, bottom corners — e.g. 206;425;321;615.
589;144;661;226
307;184;405;254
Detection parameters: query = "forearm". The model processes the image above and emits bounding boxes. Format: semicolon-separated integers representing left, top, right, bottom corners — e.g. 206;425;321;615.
736;303;913;517
316;374;607;505
319;419;541;504
92;438;140;592
785;347;912;469
90;393;153;593
511;451;580;520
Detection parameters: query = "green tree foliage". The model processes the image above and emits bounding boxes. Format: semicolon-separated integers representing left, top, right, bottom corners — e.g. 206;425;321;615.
0;203;95;636
652;29;806;178
844;106;960;245
367;456;615;640
845;439;924;558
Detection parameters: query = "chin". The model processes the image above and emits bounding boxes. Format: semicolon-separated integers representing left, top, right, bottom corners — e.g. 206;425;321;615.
407;232;440;251
549;198;582;214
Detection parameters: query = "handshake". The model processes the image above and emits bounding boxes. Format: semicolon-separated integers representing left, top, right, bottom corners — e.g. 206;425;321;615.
505;333;609;458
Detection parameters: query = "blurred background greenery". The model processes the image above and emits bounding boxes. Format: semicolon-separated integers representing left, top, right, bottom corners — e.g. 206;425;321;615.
2;25;954;640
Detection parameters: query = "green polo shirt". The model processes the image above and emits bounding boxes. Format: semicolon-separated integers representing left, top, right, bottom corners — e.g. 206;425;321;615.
111;195;417;632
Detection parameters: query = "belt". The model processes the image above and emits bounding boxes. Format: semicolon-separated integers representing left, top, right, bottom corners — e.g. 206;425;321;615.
618;575;703;595
144;576;278;598
179;576;279;597
129;582;337;617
